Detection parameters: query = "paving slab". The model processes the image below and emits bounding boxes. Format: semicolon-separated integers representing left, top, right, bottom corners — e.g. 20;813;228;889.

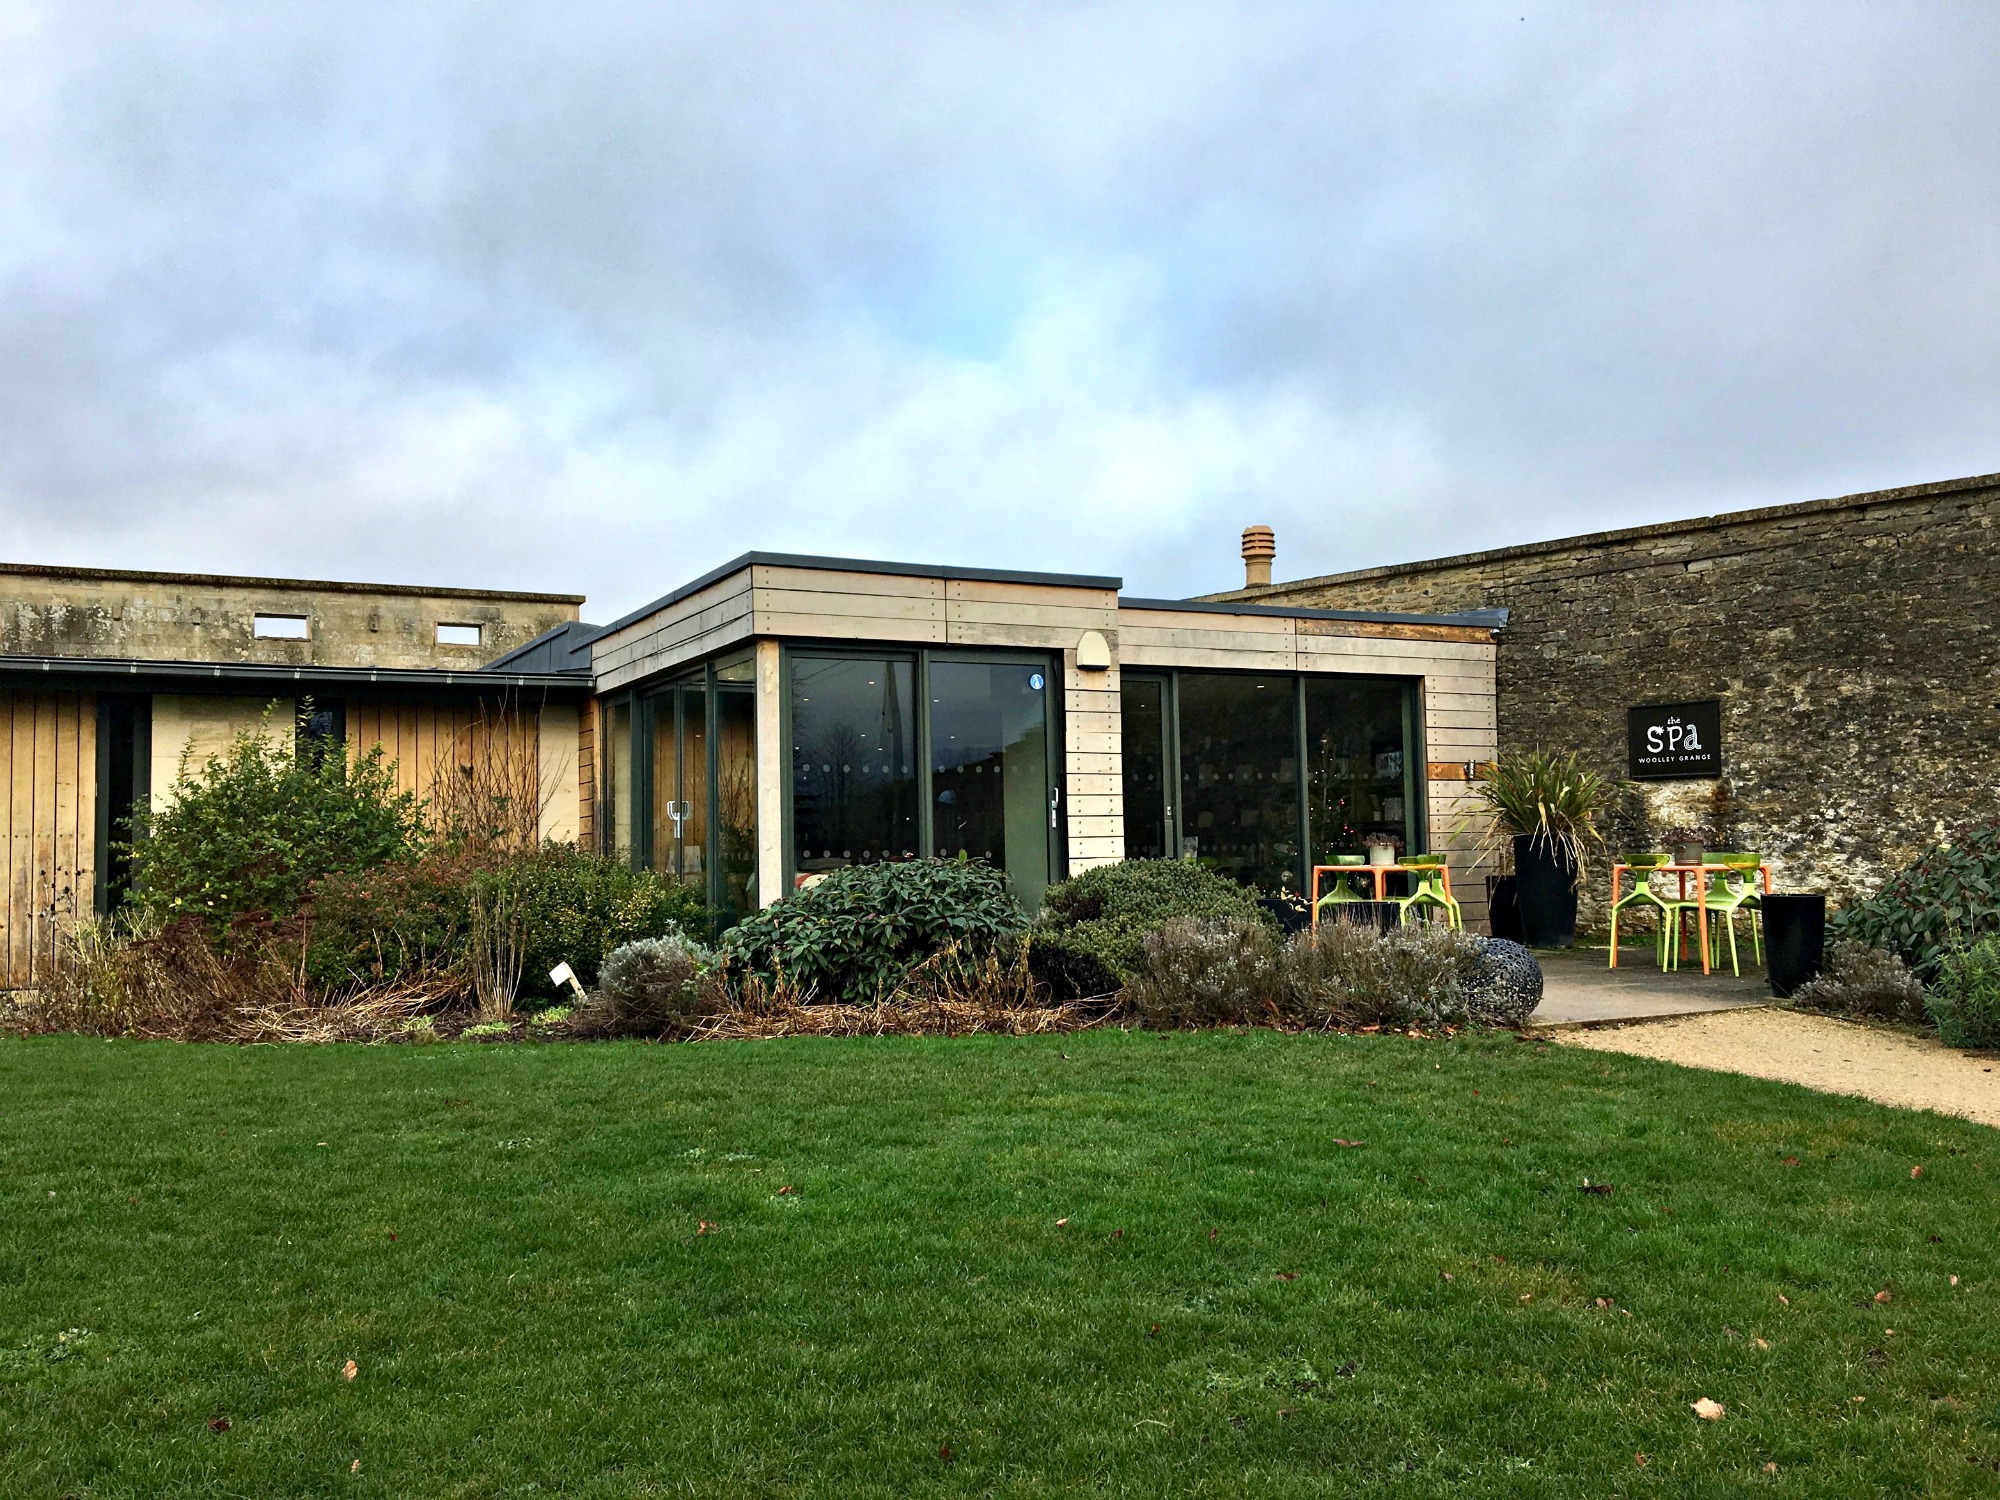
1527;945;1771;1027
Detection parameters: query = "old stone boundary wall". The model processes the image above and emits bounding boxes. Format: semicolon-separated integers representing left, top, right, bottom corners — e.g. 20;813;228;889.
1226;473;2000;914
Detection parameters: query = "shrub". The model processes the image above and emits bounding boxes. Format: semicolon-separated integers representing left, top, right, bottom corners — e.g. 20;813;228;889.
1124;916;1281;1028
584;935;720;1036
305;855;476;994
719;859;1025;1003
305;846;705;1002
1029;859;1272;999
1279;920;1485;1030
1831;818;2000;979
132;712;425;936
1928;934;2000;1050
1790;940;1927;1023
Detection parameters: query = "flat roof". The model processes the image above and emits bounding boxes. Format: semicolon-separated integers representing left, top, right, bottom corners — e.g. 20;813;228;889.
0;653;591;694
1120;597;1508;630
0;560;585;605
595;551;1126;640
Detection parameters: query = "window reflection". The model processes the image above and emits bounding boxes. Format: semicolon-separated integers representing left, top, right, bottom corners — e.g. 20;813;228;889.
790;656;918;879
928;660;1051;910
1175;673;1300;894
1305;677;1414;862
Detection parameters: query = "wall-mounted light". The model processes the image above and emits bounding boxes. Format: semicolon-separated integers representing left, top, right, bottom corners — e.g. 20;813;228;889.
1075;630;1111;671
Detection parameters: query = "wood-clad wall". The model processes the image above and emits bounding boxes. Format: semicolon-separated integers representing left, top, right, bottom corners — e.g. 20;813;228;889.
576;698;597;850
347;697;542;810
2;690;96;990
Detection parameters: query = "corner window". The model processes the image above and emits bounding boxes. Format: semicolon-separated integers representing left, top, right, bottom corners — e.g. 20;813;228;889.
253;614;309;640
436;623;482;646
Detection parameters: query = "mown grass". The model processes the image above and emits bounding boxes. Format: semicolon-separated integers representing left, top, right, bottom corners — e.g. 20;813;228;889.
1;1028;1997;1497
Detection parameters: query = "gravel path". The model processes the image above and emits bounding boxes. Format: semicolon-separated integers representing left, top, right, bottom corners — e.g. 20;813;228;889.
1556;1008;2000;1129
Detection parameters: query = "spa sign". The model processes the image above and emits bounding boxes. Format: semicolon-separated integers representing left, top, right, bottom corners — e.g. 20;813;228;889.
1627;699;1722;780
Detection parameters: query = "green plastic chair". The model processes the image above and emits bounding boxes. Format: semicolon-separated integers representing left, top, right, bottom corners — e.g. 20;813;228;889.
1700;852;1764;975
1609;853;1685;969
1315;863;1373;909
1392;854;1462;929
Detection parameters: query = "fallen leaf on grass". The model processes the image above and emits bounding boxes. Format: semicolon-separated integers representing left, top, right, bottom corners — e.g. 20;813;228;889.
696;1221;716;1236
1635;1453;1648;1466
207;1416;230;1433
1754;1338;1770;1350
1148;1323;1161;1338
1777;1294;1790;1307
1332;1139;1366;1148
1951;1275;1960;1286
1874;1290;1892;1304
1691;1397;1725;1421
1518;1294;1533;1304
938;1444;954;1463
1579;1180;1615;1196
1209;1229;1218;1241
1274;1272;1298;1282
341;1360;358;1382
351;1459;361;1473
1782;1157;1800;1167
1055;1218;1070;1228
777;1185;795;1195
1911;1165;1924;1179
1764;1461;1779;1473
1440;1272;1454;1282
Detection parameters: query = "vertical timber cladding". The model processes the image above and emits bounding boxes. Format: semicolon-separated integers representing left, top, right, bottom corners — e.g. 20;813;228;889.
1;690;97;989
1225;473;2000;906
347;697;547;839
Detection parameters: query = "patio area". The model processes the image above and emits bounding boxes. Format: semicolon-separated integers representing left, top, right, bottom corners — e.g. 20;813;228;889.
1528;943;1771;1027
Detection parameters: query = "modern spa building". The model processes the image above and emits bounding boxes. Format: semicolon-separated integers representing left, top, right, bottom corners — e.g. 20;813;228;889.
0;551;1505;987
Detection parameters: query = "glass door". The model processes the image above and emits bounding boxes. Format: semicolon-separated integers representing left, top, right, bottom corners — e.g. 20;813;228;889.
645;673;708;894
1119;673;1173;860
926;657;1055;910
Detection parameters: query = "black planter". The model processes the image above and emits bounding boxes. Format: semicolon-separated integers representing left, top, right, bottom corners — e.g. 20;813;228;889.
1324;899;1398;934
1763;893;1827;997
1257;896;1312;937
1486;876;1524;942
1512;834;1579;949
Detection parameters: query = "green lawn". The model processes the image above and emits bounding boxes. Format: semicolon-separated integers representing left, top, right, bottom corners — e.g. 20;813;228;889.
2;1030;1997;1497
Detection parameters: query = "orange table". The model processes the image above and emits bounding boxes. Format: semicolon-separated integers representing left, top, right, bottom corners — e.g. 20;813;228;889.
1309;862;1455;932
1607;862;1772;974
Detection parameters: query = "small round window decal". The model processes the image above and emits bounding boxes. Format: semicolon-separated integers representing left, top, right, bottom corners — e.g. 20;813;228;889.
1029;672;1045;691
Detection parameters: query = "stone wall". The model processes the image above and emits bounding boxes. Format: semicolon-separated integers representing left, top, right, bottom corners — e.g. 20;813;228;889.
0;564;583;670
1220;473;2000;911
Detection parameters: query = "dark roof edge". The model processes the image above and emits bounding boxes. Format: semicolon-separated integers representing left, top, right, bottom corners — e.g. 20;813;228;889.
1123;596;1508;630
481;619;607;672
0;654;590;693
0;560;585;605
1204;469;2000;602
595;552;1125;640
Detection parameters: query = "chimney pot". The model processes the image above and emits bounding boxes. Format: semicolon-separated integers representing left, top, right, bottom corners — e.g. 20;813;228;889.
1241;524;1275;588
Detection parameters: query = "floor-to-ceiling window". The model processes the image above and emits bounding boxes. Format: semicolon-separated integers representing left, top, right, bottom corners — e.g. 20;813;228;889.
927;658;1053;910
1123;670;1420;896
790;655;919;877
1119;675;1170;861
786;648;1059;909
1176;673;1302;894
613;652;759;924
1304;677;1416;865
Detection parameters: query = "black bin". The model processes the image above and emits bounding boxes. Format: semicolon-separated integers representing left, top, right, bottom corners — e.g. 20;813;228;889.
1762;893;1826;997
1324;900;1399;933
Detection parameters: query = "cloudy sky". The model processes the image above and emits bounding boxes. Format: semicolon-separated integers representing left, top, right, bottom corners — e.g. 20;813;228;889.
2;2;1996;616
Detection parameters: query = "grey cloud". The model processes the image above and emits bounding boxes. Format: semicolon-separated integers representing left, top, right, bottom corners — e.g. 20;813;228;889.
2;1;1997;613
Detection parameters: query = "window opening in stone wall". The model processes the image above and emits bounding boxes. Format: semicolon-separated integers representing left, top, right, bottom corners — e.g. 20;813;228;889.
253;614;309;639
436;623;482;646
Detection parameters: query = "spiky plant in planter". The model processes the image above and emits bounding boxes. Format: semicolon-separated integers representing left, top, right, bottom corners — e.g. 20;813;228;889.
1472;750;1616;948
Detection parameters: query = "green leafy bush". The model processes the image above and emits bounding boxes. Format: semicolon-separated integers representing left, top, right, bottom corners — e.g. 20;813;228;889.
1928;935;2000;1050
719;858;1024;1003
132;714;425;935
1791;940;1927;1024
583;935;720;1037
305;855;474;992
1832;819;2000;978
1124;915;1280;1028
480;847;709;1000
306;847;705;1000
1028;859;1271;998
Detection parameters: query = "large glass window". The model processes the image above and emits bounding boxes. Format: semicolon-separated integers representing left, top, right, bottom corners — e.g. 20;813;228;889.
1120;675;1169;861
604;700;633;860
646;675;708;891
790;655;919;879
1305;678;1415;863
1176;673;1301;894
714;659;758;924
928;659;1053;910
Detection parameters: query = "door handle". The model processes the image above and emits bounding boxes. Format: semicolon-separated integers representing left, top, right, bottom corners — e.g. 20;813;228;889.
1048;785;1061;830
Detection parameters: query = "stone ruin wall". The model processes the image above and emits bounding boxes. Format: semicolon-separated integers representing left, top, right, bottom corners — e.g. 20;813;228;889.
1228;473;2000;917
